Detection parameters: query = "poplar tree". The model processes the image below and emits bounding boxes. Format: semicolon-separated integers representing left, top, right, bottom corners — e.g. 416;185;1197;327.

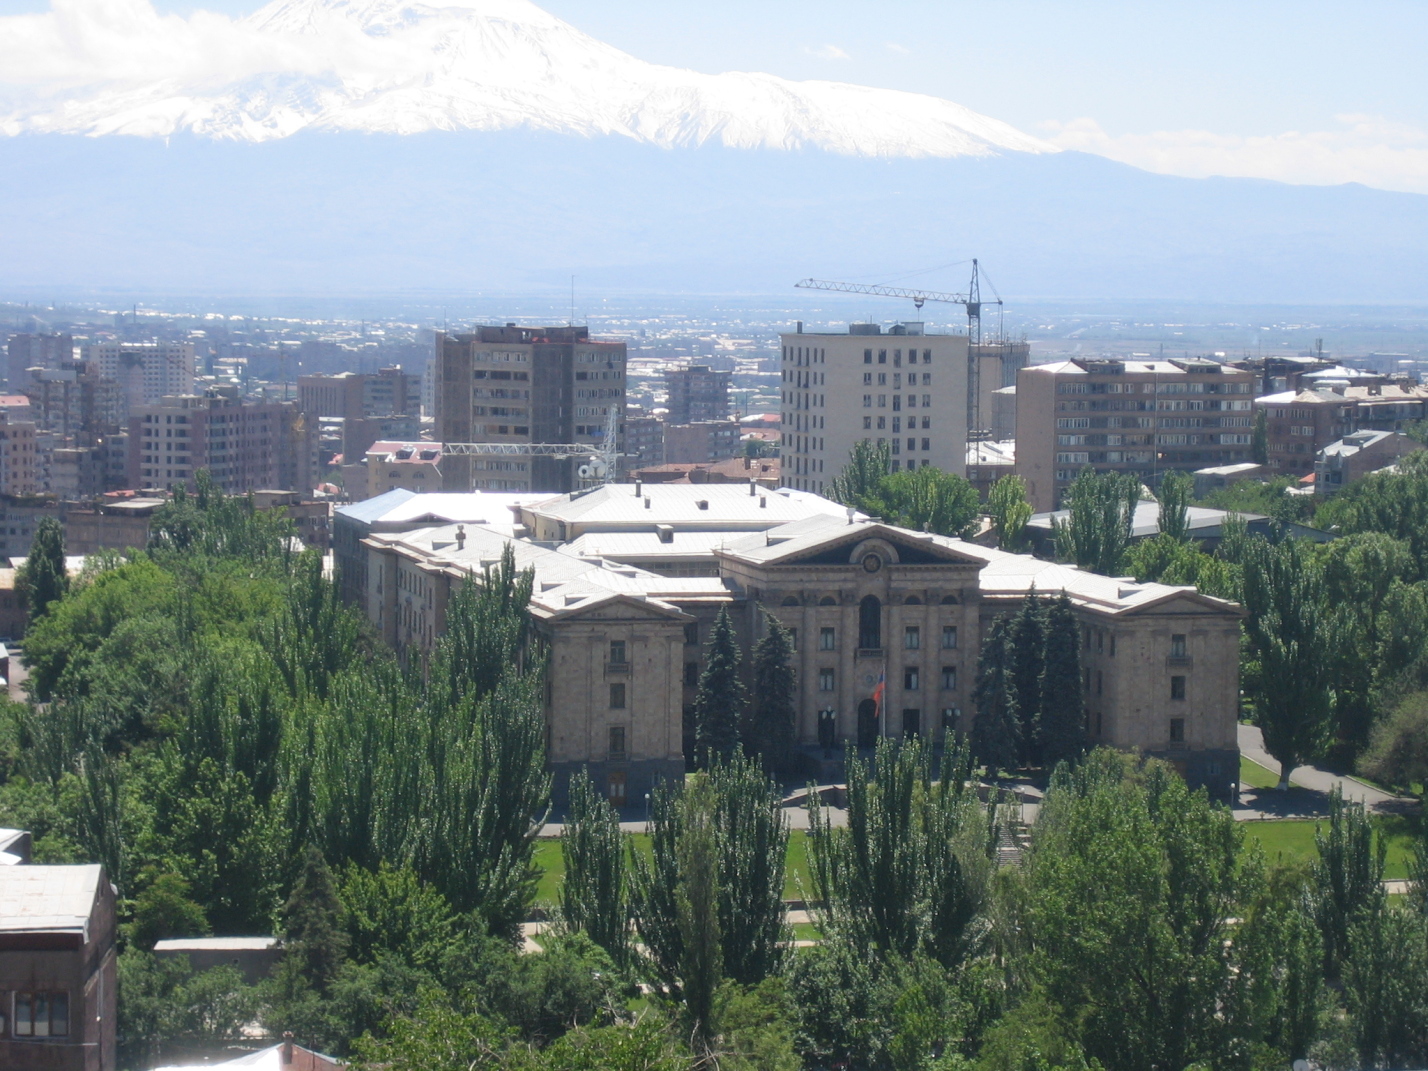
1156;470;1193;542
694;605;744;762
745;608;797;771
1039;593;1087;768
829;438;891;510
988;474;1033;552
1006;593;1047;767
1312;787;1386;980
971;616;1019;775
560;769;629;966
676;775;722;1049
19;515;68;620
1052;469;1141;576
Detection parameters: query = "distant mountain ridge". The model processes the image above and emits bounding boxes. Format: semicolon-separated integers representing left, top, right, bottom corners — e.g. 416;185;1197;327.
0;0;1052;157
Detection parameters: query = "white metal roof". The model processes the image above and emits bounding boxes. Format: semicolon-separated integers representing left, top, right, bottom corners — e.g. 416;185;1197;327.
153;937;278;952
523;483;855;529
0;864;102;934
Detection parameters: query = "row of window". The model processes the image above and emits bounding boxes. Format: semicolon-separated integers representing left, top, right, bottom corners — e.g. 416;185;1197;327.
863;349;932;366
815;665;958;692
0;990;69;1038
1057;380;1252;395
863;372;932;387
863;395;932;409
862;415;932;432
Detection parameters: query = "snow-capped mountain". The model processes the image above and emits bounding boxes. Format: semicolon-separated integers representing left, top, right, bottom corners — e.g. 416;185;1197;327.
0;0;1053;157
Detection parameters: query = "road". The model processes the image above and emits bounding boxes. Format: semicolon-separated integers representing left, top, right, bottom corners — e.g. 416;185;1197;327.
1236;723;1411;817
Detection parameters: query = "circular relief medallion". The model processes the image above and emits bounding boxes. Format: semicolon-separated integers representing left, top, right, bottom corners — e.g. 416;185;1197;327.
861;553;882;573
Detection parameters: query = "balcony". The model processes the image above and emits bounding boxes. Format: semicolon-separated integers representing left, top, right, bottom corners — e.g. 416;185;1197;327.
1165;656;1192;668
604;661;631;676
857;648;884;659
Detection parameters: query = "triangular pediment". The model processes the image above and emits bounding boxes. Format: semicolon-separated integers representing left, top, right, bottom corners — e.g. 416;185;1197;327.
763;524;988;568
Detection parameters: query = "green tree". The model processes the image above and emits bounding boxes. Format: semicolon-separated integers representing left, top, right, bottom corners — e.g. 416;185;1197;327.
1342;904;1428;1067
677;773;723;1049
694;605;745;761
18;515;68;620
987;474;1033;552
1155;470;1193;542
1038;594;1086;769
1357;691;1428;793
1240;536;1336;788
336;862;456;974
1005;595;1046;767
745;609;797;772
829;439;892;510
810;737;996;971
129;871;210;950
1312;787;1387;980
559;770;629;966
1017;753;1250;1071
281;846;350;995
1051;470;1141;577
971;617;1019;776
868;466;982;539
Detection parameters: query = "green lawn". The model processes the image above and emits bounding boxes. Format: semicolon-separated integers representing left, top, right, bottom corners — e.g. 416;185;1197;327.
1239;755;1281;790
535;829;815;904
1240;818;1418;880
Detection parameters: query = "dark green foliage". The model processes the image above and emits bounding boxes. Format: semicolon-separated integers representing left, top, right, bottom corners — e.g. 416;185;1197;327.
337;862;457;974
1005;594;1046;767
987;474;1032;552
1240;535;1336;786
1051;469;1140;576
631;753;788;1013
1315;450;1428;573
1038;595;1086;769
1121;532;1240;599
693;605;744;760
865;465;982;539
971;616;1018;775
118;948;260;1067
1342;904;1428;1067
1312;788;1386;980
282;846;350;994
18;515;67;620
1017;751;1249;1071
148;470;294;566
745;609;797;771
128;871;210;950
1155;470;1193;542
560;770;629;965
676;775;721;1048
468;933;622;1046
714;978;799;1071
810;737;996;971
1357;691;1428;791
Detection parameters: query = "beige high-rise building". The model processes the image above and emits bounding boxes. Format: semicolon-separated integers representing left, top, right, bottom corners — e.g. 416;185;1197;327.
1015;358;1258;513
85;341;195;418
780;323;969;495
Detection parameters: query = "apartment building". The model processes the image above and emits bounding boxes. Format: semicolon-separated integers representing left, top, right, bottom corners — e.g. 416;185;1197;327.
779;323;970;496
664;420;741;464
1256;381;1428;475
1315;430;1424;494
6;333;73;390
665;365;731;425
1016;358;1258;512
84;341;194;417
297;367;421;460
434;325;626;493
622;407;665;469
127;388;315;494
343;484;1242;804
0;409;39;498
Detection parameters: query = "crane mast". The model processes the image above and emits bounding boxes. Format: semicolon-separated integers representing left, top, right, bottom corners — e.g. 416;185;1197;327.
795;260;1004;442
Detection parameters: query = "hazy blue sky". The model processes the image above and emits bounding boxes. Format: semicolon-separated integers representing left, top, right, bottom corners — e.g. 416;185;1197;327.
3;0;1426;191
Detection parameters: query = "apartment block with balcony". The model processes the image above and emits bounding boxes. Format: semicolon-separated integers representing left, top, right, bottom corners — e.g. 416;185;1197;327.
1256;380;1428;476
1015;358;1258;512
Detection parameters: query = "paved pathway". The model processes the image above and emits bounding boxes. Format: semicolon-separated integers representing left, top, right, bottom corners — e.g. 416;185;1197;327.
1235;723;1414;818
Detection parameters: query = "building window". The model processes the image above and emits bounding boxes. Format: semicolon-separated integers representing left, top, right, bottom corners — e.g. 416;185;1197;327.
941;625;957;649
904;666;920;690
820;626;836;651
684;623;699;645
859;595;882;650
904;626;921;650
608;770;627;806
608;725;627;760
609;683;626;709
819;667;836;692
685;662;699;686
863;416;872;429
864;395;872;407
1170;633;1187;659
941;666;956;690
1169;717;1185;743
1170;676;1186;700
14;991;69;1037
902;708;921;738
609;640;627;664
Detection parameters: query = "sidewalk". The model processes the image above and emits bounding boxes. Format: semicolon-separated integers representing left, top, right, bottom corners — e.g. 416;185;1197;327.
1235;723;1416;818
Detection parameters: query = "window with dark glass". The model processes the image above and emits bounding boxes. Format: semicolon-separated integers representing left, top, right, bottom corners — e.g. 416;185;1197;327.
684;662;699;686
904;666;920;690
1170;676;1186;700
609;683;626;708
1170;633;1187;659
608;725;627;760
1169;717;1185;743
859;596;882;650
820;627;836;651
942;625;957;649
819;668;836;692
941;666;956;690
684;623;699;645
904;626;920;650
609;640;626;664
14;992;68;1038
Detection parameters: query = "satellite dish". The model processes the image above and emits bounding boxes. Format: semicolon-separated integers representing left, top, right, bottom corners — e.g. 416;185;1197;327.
592;461;607;478
577;465;592;479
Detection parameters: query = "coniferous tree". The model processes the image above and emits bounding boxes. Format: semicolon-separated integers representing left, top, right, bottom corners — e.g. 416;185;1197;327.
694;605;745;762
971;616;1019;775
280;846;349;994
19;514;68;620
560;769;629;966
745;608;797;771
1006;594;1047;767
1039;593;1087;768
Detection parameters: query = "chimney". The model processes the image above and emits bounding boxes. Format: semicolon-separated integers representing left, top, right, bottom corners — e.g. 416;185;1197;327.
748;478;756;495
644;496;651;509
282;1032;294;1065
846;506;856;526
455;525;465;550
796;321;803;334
633;479;642;497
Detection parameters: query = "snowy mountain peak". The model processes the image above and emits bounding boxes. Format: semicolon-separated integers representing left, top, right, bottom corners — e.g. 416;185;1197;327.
0;0;1056;157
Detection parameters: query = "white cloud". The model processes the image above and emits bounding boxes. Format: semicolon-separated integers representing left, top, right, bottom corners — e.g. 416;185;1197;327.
884;42;910;54
804;43;850;61
1041;114;1428;195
